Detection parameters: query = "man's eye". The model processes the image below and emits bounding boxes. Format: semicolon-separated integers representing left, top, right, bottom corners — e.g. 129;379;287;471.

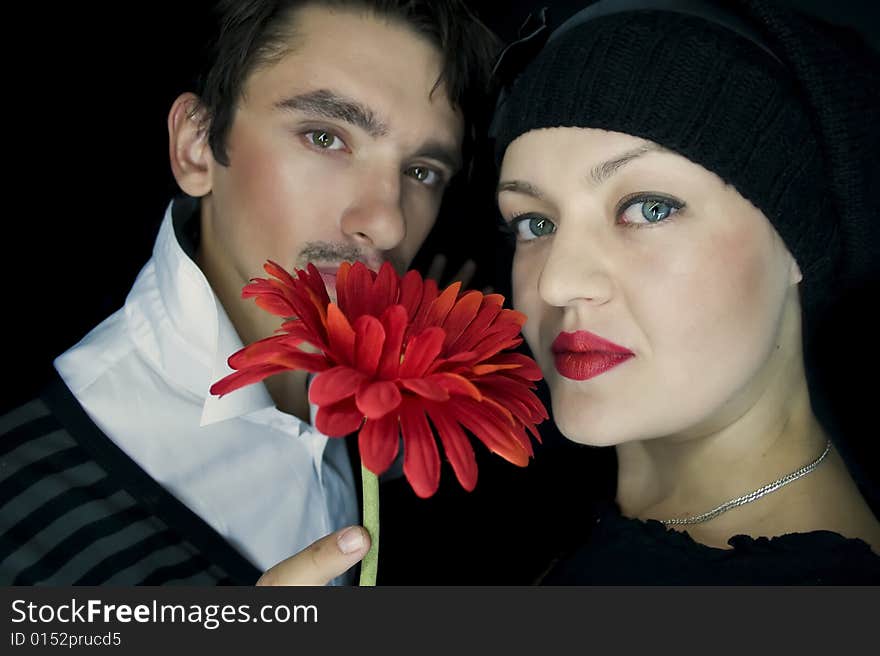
406;166;441;186
510;213;556;241
619;194;683;225
305;130;346;151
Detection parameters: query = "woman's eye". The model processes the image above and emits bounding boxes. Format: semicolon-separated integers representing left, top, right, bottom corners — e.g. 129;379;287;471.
510;213;556;241
619;195;683;225
405;166;441;186
305;130;346;151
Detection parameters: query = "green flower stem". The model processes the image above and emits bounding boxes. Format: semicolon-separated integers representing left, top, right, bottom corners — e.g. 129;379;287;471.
359;464;379;586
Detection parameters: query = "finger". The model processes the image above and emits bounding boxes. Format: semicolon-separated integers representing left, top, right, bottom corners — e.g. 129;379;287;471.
449;258;477;289
256;526;371;586
426;253;447;282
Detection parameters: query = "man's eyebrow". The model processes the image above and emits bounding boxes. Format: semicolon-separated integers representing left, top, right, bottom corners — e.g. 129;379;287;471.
417;141;462;176
590;144;666;185
275;89;389;138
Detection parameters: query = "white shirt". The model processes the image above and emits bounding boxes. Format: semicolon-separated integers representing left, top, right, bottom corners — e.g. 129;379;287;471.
55;199;359;582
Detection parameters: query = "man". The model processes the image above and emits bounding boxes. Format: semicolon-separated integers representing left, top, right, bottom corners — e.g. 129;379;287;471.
0;0;499;585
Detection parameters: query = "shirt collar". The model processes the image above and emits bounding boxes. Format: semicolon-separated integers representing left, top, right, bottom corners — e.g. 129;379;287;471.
148;197;276;426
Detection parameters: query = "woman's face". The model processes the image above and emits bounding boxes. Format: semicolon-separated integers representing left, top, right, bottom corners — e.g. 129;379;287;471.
498;128;802;446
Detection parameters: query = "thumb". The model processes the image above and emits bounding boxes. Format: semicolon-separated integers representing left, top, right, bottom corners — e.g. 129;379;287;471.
256;526;371;586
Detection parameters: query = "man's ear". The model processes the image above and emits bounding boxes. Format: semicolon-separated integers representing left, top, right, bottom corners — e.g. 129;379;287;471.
168;92;214;197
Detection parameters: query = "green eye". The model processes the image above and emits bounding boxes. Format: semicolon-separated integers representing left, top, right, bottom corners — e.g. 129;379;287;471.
510;213;556;241
530;217;555;236
311;131;333;147
307;130;345;150
619;194;684;225
406;166;439;185
642;200;675;222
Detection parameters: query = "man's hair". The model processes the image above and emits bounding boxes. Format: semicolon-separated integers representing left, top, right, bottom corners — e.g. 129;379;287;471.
194;0;502;168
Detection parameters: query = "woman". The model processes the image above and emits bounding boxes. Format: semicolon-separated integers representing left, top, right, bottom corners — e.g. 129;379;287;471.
490;0;880;583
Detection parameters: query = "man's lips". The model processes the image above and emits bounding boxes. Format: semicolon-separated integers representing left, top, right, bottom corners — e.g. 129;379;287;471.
311;261;384;300
315;269;338;291
551;330;634;381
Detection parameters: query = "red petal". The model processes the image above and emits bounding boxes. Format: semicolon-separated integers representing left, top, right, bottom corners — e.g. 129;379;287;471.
472;363;521;375
423;281;461;328
278;320;316;346
282;292;329;348
376;305;407;380
400;377;449;401
479;396;537;455
270;350;331;373
453;399;531;467
399;327;445;378
308;366;365;406
498;307;527;328
400;401;441;498
251;293;296;318
209;363;289;396
315;397;364;436
425;403;478;492
353;314;385;376
241;278;297;317
264;260;298;288
226;334;298;369
469;323;524;361
326;304;356;366
369;262;400;316
431;373;482;401
475;377;548;435
335;261;351;315
359;413;400;476
409;277;440;336
399;269;423;320
442;290;483;350
345;262;376;321
434;350;479;367
482;352;543;381
249;263;331;344
303;263;332;307
450;297;504;352
355;380;402;419
225;337;329;374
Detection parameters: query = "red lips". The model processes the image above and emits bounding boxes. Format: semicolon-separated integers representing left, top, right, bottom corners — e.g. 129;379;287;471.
551;331;634;381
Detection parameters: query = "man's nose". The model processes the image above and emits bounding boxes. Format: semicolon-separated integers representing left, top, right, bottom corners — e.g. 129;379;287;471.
339;174;406;252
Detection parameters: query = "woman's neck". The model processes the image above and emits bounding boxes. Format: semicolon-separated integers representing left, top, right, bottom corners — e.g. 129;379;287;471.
614;351;833;546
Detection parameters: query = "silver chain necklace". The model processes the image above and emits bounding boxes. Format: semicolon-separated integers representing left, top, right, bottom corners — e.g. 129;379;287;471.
659;440;833;526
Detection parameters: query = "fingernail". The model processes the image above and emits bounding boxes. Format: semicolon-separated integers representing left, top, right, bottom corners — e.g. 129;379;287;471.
337;526;366;554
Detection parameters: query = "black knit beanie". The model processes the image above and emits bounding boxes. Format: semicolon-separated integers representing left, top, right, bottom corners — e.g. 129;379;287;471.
491;0;880;317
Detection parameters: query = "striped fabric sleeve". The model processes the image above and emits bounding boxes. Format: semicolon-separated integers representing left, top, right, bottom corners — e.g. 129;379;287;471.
0;383;261;586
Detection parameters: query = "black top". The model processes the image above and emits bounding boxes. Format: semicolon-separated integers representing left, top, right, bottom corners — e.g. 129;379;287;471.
541;502;880;585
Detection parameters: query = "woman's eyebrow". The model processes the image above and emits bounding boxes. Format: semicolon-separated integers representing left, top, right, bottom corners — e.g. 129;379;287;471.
497;143;668;199
589;144;667;186
496;179;544;200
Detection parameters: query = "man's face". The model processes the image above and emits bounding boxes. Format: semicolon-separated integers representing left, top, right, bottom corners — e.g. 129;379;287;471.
199;6;464;342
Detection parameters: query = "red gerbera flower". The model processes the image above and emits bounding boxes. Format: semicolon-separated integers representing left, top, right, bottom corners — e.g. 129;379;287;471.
210;260;547;499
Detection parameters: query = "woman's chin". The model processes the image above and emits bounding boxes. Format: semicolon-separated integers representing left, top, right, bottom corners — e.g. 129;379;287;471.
551;410;626;448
